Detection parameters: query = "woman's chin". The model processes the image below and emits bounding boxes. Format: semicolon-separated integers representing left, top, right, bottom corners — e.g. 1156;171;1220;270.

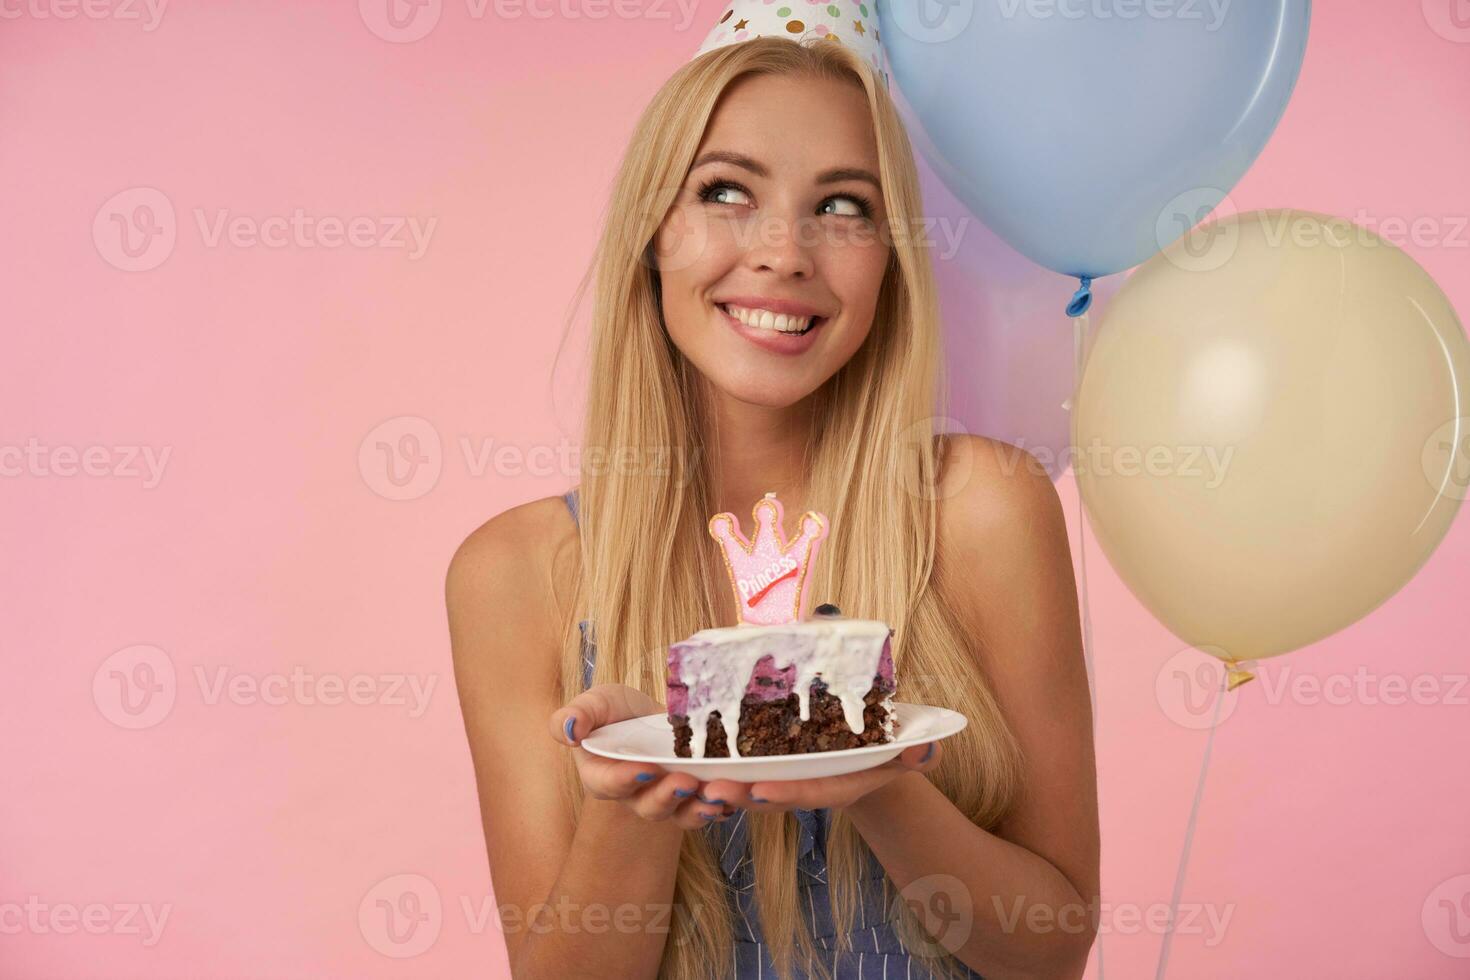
710;374;818;411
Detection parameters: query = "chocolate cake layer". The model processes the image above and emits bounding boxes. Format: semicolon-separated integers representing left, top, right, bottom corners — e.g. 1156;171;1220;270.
672;678;894;758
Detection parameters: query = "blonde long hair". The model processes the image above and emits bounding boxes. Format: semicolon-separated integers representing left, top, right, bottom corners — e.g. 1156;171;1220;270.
554;36;1023;980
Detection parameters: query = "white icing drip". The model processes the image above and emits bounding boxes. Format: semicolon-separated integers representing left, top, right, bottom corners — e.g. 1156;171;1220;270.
674;619;891;759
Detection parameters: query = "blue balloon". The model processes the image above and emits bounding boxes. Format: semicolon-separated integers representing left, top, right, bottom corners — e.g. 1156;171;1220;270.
878;0;1311;311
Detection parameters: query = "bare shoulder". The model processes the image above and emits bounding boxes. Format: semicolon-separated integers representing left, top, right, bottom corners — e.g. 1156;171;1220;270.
933;442;1097;921
932;433;1078;660
447;494;585;944
935;433;1067;570
445;494;578;671
448;493;575;573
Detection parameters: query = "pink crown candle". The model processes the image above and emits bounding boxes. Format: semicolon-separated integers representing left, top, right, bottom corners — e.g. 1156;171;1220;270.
708;491;828;626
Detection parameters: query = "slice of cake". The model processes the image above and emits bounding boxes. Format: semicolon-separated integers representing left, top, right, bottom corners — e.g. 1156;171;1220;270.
666;491;899;759
668;609;897;758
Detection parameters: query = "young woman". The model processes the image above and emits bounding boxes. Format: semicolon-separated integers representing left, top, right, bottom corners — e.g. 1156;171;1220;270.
448;37;1099;980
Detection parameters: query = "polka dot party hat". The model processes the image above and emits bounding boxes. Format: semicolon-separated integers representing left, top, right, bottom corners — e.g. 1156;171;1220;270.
694;0;890;90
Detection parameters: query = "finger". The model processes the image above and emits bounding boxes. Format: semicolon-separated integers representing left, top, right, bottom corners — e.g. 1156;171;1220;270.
860;740;943;780
698;779;755;809
744;770;884;810
628;773;702;822
550;685;652;745
576;753;666;801
745;742;942;810
671;793;732;831
897;740;942;771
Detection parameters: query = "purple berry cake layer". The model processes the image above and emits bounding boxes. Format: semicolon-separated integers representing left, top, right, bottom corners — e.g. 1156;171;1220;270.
666;618;897;758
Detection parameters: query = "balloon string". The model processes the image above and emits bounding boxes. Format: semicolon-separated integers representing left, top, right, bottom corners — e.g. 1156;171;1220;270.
1068;308;1103;979
1155;669;1229;980
1070;310;1098;728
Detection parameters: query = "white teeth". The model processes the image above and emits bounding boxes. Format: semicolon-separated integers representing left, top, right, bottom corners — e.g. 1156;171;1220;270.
722;304;815;334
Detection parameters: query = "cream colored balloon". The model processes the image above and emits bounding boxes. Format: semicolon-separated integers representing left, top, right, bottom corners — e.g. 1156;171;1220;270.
1074;209;1470;665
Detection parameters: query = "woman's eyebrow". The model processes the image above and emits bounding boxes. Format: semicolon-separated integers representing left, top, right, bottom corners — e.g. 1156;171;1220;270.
816;166;881;189
690;150;880;189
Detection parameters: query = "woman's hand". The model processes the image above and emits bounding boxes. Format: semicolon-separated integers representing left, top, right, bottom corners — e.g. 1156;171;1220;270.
697;740;943;813
549;684;734;830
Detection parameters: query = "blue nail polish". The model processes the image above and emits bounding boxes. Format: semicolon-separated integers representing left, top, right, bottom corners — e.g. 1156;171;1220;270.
635;772;654;782
700;812;718;820
673;788;694;798
699;796;725;805
920;741;935;763
750;796;768;803
563;717;577;743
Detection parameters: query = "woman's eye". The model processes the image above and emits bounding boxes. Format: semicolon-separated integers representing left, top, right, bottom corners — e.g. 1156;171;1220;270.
700;182;752;207
821;195;872;219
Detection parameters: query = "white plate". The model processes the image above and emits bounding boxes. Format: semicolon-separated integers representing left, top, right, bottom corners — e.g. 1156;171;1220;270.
579;702;968;782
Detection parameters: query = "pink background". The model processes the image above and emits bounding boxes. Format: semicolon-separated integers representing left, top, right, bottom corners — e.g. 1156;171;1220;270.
3;2;1467;977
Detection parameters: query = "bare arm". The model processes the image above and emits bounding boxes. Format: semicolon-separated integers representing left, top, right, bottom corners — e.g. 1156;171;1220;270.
846;436;1100;978
715;437;1101;978
447;500;726;979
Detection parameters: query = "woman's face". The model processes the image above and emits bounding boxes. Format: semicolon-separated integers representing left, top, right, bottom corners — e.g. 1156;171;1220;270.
653;71;892;408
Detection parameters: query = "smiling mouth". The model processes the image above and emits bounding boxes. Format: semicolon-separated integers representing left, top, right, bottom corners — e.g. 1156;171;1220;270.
717;303;825;337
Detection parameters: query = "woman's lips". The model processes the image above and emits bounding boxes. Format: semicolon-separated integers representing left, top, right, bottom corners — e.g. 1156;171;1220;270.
717;303;826;356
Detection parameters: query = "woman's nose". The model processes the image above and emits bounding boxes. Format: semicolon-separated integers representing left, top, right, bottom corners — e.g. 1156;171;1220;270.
742;209;817;279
